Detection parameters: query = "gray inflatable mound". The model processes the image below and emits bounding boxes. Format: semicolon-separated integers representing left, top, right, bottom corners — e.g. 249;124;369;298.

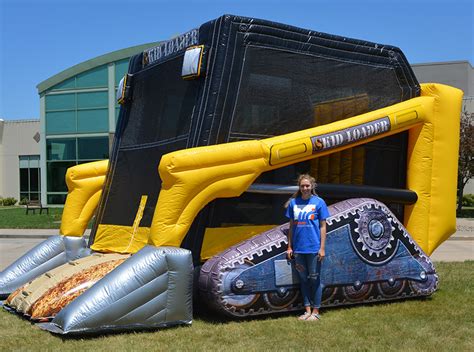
0;235;90;298
37;246;193;335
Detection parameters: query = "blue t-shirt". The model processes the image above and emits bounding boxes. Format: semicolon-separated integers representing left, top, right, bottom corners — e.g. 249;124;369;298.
285;195;329;254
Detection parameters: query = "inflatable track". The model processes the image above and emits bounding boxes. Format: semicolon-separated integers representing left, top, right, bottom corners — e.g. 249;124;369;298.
199;198;437;317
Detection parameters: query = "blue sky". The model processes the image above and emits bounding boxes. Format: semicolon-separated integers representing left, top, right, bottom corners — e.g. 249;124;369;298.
1;0;472;119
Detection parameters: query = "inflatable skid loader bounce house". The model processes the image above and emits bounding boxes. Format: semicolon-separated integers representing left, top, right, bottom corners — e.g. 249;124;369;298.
1;15;463;334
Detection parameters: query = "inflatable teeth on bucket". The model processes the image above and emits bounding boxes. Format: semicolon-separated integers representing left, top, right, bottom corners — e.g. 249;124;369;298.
0;14;462;334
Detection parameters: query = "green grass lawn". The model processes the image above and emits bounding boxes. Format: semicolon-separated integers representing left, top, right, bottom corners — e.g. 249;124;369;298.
0;261;472;351
0;206;64;229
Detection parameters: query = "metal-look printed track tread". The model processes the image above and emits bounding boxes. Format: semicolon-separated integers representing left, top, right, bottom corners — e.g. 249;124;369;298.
199;198;438;318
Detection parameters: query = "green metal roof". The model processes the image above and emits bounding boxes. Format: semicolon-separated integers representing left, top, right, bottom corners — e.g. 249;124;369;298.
37;42;160;94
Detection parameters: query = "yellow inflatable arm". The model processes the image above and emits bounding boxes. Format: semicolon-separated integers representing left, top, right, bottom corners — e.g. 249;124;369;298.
149;83;462;255
405;84;462;253
60;160;109;237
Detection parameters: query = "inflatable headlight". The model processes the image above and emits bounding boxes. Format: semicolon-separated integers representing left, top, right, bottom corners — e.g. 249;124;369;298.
182;45;204;79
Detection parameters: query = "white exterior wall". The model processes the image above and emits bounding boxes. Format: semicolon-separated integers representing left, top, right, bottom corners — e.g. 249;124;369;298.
0;120;40;200
412;61;474;115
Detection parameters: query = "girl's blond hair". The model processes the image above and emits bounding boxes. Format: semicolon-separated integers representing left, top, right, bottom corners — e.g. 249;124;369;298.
284;174;317;208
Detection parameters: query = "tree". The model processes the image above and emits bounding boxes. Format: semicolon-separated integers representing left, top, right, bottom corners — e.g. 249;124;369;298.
457;105;474;212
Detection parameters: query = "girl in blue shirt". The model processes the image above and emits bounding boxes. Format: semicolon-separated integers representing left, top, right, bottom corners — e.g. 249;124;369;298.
285;174;329;321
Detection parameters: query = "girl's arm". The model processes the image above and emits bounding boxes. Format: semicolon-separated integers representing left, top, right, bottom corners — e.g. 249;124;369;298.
287;219;294;259
318;220;327;260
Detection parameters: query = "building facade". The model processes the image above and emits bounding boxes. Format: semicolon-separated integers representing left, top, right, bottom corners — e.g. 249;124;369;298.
0;119;41;202
412;61;474;113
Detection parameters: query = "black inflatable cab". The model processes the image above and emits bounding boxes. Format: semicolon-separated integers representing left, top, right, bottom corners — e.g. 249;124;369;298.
91;14;420;263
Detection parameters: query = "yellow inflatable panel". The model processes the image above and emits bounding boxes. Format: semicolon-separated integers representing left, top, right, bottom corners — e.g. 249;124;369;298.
404;83;462;254
90;194;150;253
60;160;108;237
90;224;150;253
146;84;461;256
200;225;276;260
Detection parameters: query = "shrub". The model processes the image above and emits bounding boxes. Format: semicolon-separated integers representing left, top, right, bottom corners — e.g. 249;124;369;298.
457;208;474;218
462;194;474;207
19;197;29;206
2;197;17;206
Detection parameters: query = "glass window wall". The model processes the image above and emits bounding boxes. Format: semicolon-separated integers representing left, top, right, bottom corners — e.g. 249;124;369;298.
77;109;108;133
77;91;108;108
19;155;41;202
46;137;109;204
78;137;110;160
44;59;131;204
115;59;129;86
47;194;67;205
47;138;76;160
76;65;108;88
46;92;108;135
50;77;75;91
45;93;76;110
47;161;76;192
46;111;76;134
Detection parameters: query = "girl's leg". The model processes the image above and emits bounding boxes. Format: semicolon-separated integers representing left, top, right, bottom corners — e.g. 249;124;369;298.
294;254;311;312
308;254;322;314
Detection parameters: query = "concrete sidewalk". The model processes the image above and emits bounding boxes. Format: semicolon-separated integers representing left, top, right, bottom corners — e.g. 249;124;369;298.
452;218;474;238
0;228;91;238
429;218;474;262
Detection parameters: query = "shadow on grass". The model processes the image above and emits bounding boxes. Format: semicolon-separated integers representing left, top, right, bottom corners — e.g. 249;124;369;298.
193;304;298;324
52;314;294;341
52;322;193;341
192;286;436;324
46;295;436;341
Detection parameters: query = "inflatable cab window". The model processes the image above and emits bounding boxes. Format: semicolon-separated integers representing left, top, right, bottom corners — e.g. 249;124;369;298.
1;15;462;333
